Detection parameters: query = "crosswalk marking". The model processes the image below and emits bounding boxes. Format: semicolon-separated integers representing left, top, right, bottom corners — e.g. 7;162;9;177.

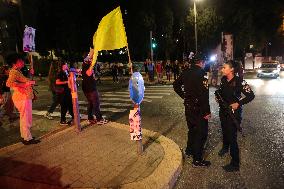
32;110;88;119
79;106;127;113
78;101;132;107
145;89;171;92
100;102;131;107
104;91;171;95
101;97;153;102
147;85;173;88
101;94;163;99
78;101;88;105
33;86;173;118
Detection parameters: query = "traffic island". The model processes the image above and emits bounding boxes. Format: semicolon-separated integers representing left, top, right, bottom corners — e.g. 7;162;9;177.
0;121;182;189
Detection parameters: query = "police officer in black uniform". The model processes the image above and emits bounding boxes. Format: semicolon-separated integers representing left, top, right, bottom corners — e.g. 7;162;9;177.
173;57;211;167
216;60;254;172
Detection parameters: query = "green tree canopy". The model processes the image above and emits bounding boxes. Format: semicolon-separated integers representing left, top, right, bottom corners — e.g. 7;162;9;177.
186;6;223;55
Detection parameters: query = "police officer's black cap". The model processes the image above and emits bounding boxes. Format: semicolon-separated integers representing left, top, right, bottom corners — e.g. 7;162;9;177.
192;54;204;64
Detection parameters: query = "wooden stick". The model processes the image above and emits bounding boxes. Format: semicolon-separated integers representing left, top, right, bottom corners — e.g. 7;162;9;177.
126;44;133;75
28;52;34;79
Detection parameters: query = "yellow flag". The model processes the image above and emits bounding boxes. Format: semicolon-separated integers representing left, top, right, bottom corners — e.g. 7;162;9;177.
91;6;128;68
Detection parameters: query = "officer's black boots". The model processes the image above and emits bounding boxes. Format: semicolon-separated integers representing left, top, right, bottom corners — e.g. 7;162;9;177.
223;162;240;172
192;160;211;168
218;147;229;157
185;148;193;157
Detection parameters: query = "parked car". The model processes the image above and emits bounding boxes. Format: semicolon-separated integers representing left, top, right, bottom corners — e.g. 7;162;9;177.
257;61;280;78
280;61;284;71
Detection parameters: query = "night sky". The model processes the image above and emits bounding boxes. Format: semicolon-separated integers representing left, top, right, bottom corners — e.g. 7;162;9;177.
19;0;284;60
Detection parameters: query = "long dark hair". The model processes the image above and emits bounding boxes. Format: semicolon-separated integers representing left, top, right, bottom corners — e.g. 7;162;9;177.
5;53;24;67
225;60;240;74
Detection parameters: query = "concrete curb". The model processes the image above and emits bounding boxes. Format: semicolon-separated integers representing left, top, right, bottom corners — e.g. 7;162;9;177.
108;123;183;189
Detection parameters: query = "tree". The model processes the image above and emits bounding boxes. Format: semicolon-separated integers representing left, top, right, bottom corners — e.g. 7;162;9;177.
214;0;284;57
154;1;174;60
185;6;223;55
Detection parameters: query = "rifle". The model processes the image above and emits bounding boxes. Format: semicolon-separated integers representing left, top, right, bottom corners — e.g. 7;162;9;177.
214;89;243;133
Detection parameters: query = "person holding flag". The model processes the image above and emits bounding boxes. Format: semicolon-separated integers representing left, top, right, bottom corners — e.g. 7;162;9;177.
84;6;131;125
82;48;108;125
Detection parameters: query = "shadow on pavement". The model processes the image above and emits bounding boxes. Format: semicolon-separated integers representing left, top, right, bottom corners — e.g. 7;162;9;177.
0;157;66;189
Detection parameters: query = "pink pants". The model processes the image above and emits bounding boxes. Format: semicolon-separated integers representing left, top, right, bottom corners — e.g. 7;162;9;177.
13;98;33;141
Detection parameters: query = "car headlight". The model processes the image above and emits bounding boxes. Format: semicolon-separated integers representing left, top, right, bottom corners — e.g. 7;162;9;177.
257;70;262;73
273;70;278;73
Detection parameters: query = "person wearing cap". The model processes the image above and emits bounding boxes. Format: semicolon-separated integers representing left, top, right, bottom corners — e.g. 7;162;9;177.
173;56;211;167
216;60;254;172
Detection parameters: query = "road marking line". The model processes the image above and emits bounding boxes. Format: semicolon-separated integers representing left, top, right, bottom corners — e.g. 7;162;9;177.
147;85;173;88
145;89;172;91
32;110;88;119
79;106;127;113
102;97;152;102
102;94;163;99
78;101;131;107
45;105;128;113
104;91;170;95
100;102;132;107
78;101;88;105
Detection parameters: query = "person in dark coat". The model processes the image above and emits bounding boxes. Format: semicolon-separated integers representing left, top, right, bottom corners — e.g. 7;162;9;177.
172;60;180;80
82;51;109;125
216;60;254;172
173;57;211;167
111;63;118;83
55;62;74;125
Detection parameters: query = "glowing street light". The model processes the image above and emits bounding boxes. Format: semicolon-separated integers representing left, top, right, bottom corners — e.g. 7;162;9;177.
210;54;217;62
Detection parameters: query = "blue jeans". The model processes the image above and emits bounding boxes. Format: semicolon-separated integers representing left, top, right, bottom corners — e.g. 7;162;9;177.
84;90;103;121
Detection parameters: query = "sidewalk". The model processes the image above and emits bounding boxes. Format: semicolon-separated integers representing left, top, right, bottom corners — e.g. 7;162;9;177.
0;121;182;189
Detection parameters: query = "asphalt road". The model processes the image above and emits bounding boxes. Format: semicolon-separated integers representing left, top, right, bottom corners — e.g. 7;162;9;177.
1;71;283;188
114;71;284;189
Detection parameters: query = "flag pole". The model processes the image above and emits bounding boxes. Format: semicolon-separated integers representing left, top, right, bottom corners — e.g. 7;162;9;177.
126;44;133;75
127;44;143;155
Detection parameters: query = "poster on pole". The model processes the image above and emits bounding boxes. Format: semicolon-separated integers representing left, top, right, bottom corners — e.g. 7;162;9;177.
223;33;233;61
128;72;144;141
129;109;142;140
23;25;36;52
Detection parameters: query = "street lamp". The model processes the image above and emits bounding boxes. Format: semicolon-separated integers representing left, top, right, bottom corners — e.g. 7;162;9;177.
193;0;202;54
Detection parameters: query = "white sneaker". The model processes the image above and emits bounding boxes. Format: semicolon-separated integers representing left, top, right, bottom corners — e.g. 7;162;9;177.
87;119;97;124
97;119;109;125
44;112;53;120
